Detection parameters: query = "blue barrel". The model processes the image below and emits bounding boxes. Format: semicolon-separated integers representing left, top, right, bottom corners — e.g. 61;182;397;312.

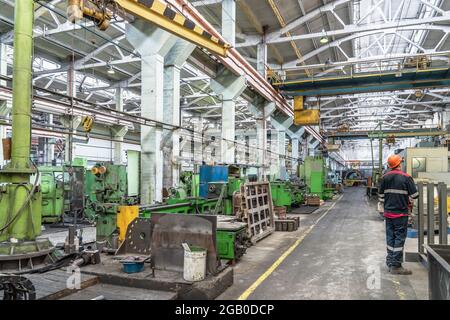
199;165;229;197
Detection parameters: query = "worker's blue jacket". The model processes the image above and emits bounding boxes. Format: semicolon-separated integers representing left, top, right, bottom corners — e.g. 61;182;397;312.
378;169;419;217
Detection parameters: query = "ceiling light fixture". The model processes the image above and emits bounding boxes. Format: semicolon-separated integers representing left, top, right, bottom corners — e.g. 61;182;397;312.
320;29;329;44
107;65;115;74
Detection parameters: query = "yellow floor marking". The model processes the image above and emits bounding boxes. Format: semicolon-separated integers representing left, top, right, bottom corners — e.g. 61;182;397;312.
237;195;343;300
391;279;407;300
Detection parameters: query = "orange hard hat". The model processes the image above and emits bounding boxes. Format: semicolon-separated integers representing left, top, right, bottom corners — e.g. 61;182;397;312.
387;154;403;169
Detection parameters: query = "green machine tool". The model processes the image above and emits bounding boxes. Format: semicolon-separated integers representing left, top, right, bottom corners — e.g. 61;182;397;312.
207;178;243;215
40;166;64;223
215;219;248;261
39;158;87;224
166;171;200;204
0;0;54;271
271;181;293;208
85;163;128;241
300;156;334;200
270;180;306;210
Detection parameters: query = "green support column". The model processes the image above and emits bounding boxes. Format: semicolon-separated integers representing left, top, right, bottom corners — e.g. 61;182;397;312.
0;0;44;246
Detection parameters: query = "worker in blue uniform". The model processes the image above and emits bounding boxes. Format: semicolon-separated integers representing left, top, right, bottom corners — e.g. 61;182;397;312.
378;154;419;275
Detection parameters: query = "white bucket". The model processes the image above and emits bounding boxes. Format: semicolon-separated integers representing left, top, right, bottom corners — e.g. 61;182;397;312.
183;247;207;282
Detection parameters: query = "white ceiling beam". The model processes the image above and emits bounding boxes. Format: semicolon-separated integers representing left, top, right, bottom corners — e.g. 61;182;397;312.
247;18;450;47
191;0;223;6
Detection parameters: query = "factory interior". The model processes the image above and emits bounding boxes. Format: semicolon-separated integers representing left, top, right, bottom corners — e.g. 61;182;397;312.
0;0;450;304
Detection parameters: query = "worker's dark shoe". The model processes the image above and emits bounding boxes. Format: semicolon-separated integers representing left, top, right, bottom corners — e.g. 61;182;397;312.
389;266;412;275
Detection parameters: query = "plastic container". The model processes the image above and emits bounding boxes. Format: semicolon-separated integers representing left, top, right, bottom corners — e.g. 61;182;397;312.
425;244;450;300
183;246;207;282
120;256;146;274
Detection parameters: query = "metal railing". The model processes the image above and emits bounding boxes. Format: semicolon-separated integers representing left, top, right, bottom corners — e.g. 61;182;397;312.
416;182;449;256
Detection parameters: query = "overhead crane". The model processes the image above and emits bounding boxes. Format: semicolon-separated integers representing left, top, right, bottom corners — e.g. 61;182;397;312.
272;53;450;97
273;67;450;97
327;128;446;140
66;0;230;57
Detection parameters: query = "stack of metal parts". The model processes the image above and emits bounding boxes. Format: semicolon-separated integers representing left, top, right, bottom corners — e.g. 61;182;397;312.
305;196;321;206
273;206;300;232
233;182;275;244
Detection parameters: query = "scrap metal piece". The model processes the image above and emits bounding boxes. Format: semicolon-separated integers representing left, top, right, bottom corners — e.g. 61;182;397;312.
115;218;151;256
150;214;218;275
0;274;36;300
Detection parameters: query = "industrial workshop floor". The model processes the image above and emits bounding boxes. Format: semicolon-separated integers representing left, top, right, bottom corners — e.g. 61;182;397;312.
219;187;429;300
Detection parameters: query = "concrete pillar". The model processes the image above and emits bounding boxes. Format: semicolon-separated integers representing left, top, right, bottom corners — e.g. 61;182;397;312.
113;87;125;164
291;137;299;172
126;22;176;204
210;68;246;164
222;0;236;47
309;138;320;156
278;130;286;178
255;119;266;174
248;99;275;180
60;115;82;163
163;40;195;189
46;114;55;164
0;43;7;165
221;101;235;164
244;135;250;164
0;43;6;86
193;117;204;164
257;42;267;78
67;62;76;97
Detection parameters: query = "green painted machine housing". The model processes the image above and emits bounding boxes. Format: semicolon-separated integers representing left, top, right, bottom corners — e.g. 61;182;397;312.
207;177;244;215
216;225;247;260
39;166;64;223
270;181;305;210
141;198;218;217
0;183;42;242
85;163;128;241
300;156;329;200
270;182;293;208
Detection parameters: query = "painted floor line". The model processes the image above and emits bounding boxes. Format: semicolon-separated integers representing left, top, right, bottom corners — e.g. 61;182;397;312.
237;195;343;300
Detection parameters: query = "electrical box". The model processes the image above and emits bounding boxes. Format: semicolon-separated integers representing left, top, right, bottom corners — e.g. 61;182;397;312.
402;147;448;178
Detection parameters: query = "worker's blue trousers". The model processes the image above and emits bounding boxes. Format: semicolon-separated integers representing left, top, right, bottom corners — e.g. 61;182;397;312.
385;216;408;268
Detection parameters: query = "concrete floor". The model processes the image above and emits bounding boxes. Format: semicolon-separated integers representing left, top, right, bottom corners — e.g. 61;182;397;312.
38;226;96;246
219;187;429;300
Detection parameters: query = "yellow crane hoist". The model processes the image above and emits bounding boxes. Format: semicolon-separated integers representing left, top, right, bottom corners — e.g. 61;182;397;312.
81;115;94;132
67;0;230;57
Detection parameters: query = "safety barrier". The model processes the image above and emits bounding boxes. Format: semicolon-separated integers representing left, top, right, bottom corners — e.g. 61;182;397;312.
415;182;449;256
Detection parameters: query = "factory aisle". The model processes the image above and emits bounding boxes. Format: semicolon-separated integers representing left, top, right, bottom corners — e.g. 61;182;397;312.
223;187;428;300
